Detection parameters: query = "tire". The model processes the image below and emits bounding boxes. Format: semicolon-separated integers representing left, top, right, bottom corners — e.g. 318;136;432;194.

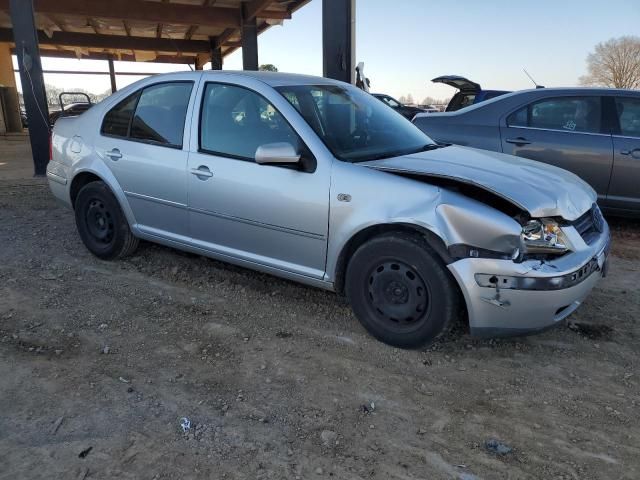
345;232;461;349
74;181;139;260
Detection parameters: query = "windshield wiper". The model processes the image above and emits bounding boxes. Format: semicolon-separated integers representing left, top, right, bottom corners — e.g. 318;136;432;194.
351;143;449;163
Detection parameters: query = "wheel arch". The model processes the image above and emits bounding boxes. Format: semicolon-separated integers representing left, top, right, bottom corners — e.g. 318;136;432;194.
69;171;103;208
68;166;137;229
333;222;454;295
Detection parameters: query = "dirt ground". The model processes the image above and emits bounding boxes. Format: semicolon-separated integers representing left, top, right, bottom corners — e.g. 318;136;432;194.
1;157;640;479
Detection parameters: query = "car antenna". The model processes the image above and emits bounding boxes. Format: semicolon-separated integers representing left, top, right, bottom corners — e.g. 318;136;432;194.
523;68;545;89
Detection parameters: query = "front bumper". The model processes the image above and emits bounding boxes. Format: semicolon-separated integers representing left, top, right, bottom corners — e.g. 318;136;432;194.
448;223;610;337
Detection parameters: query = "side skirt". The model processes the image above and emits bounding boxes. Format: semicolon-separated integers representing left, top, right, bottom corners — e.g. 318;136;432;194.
133;227;336;293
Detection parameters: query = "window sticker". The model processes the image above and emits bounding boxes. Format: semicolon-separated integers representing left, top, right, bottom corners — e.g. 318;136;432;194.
563;120;577;131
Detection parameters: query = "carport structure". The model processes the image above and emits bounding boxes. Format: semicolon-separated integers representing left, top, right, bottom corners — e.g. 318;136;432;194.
0;0;355;175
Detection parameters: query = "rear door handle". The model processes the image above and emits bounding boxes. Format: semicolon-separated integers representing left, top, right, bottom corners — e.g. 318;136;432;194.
105;148;122;160
190;165;213;179
505;137;531;146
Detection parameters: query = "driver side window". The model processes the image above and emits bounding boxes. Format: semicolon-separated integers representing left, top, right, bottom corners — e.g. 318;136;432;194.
199;83;302;161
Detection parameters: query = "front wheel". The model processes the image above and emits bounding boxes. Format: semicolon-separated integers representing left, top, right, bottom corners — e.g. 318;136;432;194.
345;232;461;348
74;181;139;260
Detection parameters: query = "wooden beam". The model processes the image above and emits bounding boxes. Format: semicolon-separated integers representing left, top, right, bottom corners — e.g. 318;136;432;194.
0;0;241;28
213;28;237;49
258;10;291;20
14;67;160;76
18;48;198;64
0;28;212;53
184;26;198;40
243;0;274;21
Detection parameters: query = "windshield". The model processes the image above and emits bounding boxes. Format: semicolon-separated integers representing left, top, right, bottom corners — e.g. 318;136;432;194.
382;96;401;108
276;84;435;162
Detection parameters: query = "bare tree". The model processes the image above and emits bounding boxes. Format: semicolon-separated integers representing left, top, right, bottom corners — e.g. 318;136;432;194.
580;36;640;89
421;96;446;105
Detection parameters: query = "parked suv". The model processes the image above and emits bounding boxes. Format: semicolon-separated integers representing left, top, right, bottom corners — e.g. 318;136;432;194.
47;72;609;348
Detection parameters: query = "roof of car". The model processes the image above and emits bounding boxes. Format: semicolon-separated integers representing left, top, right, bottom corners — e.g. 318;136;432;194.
199;70;342;87
506;87;640;96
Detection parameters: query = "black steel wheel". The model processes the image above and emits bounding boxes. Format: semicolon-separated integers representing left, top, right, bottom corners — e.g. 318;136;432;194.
346;232;461;348
74;181;138;260
366;260;431;331
85;198;115;245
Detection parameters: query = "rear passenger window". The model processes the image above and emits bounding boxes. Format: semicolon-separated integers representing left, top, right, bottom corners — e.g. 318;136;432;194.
507;97;601;133
130;82;193;147
101;81;193;147
101;92;139;137
615;97;640;138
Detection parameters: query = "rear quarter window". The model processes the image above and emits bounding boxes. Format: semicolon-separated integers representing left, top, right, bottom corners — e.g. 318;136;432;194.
101;92;139;137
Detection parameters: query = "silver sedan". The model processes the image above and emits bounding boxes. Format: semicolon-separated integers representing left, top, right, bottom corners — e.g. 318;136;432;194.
47;72;610;348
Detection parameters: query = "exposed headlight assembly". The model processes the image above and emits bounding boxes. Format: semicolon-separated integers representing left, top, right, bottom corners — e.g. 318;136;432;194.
521;219;572;255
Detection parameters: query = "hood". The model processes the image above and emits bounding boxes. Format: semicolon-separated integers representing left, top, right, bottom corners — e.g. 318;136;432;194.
432;75;480;92
360;145;596;221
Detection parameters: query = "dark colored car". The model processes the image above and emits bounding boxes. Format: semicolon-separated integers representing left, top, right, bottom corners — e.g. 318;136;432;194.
413;87;640;216
433;75;510;112
372;93;425;120
49;102;93;126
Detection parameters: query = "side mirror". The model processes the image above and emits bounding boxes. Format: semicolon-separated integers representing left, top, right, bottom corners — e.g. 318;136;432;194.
255;142;300;165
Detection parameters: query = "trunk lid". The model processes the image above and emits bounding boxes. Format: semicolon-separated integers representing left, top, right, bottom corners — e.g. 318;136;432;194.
431;75;481;93
360;145;596;221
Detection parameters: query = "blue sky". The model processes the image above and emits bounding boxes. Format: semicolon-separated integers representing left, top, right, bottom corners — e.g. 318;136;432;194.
17;0;640;101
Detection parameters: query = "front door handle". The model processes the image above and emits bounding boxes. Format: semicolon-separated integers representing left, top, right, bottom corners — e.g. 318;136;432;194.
620;148;640;158
105;148;122;160
505;137;531;146
190;165;213;180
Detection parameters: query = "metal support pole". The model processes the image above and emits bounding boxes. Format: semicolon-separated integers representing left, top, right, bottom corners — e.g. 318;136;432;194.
241;16;258;71
9;0;50;176
107;58;117;93
209;37;222;70
322;0;355;83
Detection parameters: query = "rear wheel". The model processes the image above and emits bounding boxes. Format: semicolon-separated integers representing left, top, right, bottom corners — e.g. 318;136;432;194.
74;181;138;260
345;232;461;348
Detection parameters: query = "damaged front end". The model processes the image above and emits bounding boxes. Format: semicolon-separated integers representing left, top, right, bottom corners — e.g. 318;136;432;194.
442;201;610;337
367;164;610;337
